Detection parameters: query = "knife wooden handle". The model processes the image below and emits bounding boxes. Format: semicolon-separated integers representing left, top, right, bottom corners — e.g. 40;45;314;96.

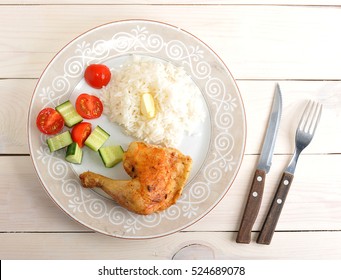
236;169;266;244
257;172;294;245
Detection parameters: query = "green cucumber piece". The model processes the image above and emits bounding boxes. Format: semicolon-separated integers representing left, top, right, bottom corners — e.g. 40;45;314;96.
65;142;83;164
99;145;124;168
47;131;73;152
84;126;110;151
55;100;83;127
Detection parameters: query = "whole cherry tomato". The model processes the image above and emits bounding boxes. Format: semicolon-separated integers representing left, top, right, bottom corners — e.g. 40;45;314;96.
84;64;111;89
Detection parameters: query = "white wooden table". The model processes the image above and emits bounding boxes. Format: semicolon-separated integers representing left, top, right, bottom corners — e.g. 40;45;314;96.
1;0;341;260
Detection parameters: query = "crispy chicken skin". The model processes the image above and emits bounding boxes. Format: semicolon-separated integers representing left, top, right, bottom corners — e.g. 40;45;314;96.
79;142;192;215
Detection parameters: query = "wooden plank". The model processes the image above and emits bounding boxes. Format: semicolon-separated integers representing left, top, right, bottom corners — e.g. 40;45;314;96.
1;79;339;154
1;6;341;79
0;52;55;79
0;79;35;154
1;154;340;232
1;231;341;259
2;1;341;5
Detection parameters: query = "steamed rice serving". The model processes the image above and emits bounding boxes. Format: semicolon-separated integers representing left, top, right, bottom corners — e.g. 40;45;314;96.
102;56;205;147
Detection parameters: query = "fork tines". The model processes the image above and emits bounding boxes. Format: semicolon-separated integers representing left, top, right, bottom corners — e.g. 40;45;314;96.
298;100;323;135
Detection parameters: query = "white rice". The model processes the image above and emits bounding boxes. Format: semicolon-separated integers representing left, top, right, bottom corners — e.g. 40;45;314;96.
101;56;205;147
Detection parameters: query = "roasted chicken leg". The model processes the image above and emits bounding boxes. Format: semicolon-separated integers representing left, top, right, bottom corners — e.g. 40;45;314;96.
79;142;192;215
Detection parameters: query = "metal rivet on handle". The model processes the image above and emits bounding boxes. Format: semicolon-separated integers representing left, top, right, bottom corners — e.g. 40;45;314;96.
284;179;289;186
257;176;262;182
252;192;258;197
277;199;283;204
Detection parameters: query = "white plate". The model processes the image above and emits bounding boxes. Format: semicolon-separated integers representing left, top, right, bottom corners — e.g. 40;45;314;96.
28;20;246;239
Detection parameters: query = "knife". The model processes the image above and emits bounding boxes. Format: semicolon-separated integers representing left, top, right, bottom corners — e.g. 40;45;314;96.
236;84;282;244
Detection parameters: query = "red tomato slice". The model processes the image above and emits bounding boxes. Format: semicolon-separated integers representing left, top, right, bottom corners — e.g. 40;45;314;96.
36;108;64;135
84;64;111;89
71;122;92;148
75;94;103;119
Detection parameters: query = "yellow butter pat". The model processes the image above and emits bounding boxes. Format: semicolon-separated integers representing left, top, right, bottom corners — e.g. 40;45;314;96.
141;93;156;118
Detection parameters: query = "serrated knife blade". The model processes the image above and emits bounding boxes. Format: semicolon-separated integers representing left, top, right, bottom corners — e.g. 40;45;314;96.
236;83;282;244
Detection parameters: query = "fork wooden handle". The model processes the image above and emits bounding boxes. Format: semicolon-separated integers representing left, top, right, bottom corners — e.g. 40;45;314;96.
257;172;294;245
236;169;266;244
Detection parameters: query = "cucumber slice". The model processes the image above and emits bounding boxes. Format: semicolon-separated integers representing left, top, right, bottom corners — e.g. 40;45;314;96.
47;131;73;152
99;145;124;168
84;126;110;151
65;142;83;164
56;100;83;127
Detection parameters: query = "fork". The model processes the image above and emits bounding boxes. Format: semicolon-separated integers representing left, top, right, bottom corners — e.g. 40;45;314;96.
257;100;323;245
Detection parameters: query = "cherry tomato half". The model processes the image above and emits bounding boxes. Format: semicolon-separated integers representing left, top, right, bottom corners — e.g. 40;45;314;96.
36;108;64;135
84;64;111;89
71;122;92;148
75;94;104;119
